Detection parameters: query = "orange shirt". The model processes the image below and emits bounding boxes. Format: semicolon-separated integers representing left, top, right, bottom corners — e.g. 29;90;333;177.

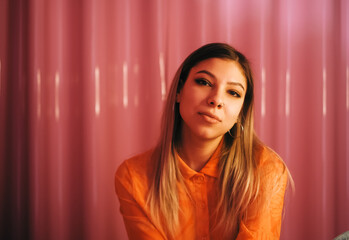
115;143;288;239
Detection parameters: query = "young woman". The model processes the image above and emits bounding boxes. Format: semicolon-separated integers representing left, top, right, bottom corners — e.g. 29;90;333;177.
115;43;292;239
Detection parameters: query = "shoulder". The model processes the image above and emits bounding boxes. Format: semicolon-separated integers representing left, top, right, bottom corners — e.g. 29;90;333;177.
116;148;157;180
254;142;286;176
253;142;289;195
115;148;157;195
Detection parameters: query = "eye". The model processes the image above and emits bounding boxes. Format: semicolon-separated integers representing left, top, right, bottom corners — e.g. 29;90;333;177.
228;90;241;98
195;78;212;87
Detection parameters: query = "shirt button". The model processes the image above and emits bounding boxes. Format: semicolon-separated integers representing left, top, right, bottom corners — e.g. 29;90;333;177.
194;175;204;183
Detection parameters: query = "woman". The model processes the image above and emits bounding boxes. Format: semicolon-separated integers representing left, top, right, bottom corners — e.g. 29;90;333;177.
115;43;292;239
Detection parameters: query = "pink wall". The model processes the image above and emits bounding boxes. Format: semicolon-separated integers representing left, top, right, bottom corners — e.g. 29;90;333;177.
0;0;348;239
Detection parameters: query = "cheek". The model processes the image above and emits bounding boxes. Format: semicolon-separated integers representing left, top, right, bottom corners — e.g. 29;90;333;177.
181;88;204;105
227;115;238;127
226;104;243;123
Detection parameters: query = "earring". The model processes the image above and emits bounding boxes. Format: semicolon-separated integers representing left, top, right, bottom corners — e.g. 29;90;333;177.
238;122;244;132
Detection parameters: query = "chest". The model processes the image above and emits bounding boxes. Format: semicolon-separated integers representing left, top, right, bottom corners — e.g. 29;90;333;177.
176;174;224;240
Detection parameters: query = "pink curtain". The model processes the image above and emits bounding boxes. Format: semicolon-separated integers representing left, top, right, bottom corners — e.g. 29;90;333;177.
1;0;348;239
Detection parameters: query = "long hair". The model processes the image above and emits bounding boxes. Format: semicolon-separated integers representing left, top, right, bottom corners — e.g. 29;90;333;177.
147;43;278;238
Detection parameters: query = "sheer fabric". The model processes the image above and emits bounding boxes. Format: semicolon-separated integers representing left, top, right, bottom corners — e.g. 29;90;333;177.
115;141;288;239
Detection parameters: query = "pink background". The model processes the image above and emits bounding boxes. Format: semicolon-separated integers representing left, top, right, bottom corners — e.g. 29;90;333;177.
0;0;348;239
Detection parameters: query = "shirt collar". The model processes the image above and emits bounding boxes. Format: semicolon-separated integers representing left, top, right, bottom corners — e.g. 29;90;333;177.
176;140;223;179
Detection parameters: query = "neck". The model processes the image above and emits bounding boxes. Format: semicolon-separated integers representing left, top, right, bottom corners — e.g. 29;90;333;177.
179;128;223;172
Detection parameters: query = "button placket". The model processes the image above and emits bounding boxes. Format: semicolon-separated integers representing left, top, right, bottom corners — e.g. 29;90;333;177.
192;174;209;239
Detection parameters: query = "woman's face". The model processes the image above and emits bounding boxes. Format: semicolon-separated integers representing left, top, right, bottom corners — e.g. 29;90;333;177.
177;58;247;140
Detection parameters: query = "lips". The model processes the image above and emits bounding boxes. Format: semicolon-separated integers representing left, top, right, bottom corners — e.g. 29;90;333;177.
198;112;222;123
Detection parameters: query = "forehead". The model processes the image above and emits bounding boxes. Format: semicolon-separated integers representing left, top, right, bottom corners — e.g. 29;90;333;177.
190;58;247;86
191;57;242;71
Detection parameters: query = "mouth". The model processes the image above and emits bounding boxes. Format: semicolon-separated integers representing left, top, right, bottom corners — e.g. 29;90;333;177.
198;112;222;123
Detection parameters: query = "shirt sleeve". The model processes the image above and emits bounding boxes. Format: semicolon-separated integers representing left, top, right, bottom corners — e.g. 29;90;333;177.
236;153;289;240
115;161;166;240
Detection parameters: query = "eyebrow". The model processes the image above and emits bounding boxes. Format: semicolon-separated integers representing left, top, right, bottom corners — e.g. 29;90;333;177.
196;70;245;91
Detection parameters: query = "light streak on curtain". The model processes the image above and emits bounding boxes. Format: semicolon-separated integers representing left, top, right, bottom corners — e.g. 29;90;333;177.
0;0;348;239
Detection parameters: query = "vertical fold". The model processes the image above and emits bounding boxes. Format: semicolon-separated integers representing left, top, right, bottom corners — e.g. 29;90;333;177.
0;0;9;236
3;0;31;239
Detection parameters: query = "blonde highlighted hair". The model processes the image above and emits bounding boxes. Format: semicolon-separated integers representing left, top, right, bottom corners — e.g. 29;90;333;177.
147;43;289;238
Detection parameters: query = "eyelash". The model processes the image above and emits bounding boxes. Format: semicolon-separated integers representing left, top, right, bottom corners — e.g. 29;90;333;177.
195;78;211;87
228;90;241;98
195;78;241;98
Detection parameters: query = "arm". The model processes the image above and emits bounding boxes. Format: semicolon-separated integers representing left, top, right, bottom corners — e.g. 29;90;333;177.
236;154;289;240
115;162;165;240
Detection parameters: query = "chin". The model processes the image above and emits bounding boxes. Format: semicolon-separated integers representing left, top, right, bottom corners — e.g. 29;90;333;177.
195;130;225;141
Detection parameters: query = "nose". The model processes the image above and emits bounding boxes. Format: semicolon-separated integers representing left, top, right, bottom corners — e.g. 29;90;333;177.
207;90;224;109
